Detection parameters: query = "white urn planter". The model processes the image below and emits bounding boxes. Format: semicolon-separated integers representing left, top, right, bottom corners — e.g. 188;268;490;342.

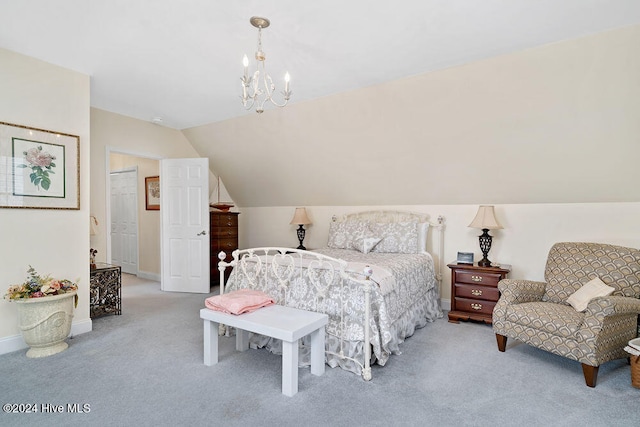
15;291;76;358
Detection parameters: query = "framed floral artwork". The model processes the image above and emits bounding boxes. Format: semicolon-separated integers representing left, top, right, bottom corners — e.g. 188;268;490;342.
0;121;80;209
145;176;160;210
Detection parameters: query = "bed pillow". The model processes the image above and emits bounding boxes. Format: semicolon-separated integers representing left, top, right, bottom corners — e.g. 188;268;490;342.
417;222;430;253
369;221;419;254
327;221;368;249
566;277;614;312
351;234;383;254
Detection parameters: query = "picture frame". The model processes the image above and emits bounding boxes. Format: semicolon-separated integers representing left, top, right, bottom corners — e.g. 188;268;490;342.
457;251;474;265
145;176;160;210
0;121;80;210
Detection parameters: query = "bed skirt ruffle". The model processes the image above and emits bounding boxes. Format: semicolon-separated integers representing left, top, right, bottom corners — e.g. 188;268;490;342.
245;284;443;375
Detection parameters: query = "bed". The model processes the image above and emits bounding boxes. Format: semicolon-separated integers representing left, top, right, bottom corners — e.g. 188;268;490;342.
216;210;445;380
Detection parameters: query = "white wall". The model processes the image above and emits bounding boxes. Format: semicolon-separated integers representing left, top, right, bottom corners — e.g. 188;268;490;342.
238;203;640;307
0;48;91;352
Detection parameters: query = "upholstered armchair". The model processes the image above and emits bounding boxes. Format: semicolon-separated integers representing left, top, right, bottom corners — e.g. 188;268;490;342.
493;242;640;387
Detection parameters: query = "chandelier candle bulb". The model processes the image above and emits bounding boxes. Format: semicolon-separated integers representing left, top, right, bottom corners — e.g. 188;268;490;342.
285;72;290;92
243;54;249;78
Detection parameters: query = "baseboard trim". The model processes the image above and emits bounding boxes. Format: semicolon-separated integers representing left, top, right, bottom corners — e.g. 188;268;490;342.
441;298;451;312
0;318;92;356
137;270;160;281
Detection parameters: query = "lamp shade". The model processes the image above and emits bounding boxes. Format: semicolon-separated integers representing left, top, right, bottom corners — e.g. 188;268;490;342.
468;205;503;230
290;207;312;225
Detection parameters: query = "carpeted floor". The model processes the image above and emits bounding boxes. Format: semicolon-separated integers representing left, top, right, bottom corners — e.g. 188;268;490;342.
1;274;638;426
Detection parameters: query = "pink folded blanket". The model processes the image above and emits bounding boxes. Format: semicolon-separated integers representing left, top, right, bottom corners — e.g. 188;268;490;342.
205;289;275;315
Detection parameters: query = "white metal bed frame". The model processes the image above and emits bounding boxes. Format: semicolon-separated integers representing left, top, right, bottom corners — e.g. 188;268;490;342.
216;211;445;380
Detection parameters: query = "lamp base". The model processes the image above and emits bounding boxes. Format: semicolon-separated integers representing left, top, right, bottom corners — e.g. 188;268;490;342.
296;225;306;251
478;229;494;268
477;258;493;267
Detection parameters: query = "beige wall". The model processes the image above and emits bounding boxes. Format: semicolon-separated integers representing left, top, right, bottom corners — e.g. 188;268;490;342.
0;48;91;348
109;153;160;277
239;202;640;306
184;25;640;207
90;108;208;278
182;25;640;309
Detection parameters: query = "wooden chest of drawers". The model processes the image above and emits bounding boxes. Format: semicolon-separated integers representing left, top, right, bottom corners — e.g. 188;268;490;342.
210;211;239;287
447;262;511;324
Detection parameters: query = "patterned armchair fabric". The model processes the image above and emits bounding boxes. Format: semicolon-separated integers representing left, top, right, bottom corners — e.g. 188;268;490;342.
493;242;640;387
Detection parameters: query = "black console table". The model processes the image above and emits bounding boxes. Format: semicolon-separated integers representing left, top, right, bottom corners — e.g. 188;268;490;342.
90;262;122;318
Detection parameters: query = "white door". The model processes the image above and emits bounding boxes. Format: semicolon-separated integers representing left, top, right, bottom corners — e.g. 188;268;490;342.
110;169;139;275
160;158;210;293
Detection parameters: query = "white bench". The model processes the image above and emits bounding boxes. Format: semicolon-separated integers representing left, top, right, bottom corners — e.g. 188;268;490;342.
200;305;329;396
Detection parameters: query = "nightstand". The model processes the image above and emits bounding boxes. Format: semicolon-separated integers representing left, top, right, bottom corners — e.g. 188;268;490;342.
447;262;511;324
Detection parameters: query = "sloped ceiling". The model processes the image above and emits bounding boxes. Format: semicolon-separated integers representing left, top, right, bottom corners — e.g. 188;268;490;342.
0;1;639;129
1;1;639;207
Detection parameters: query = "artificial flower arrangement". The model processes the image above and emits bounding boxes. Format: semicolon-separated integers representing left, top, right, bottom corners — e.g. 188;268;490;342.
4;266;78;305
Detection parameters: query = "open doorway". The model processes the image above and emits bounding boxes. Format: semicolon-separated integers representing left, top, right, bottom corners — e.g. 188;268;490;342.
106;149;162;282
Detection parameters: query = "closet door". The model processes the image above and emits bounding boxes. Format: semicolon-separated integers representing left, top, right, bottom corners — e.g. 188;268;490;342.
110;169;138;275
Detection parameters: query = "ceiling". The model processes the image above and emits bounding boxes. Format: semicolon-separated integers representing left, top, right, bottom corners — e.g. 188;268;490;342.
1;1;640;130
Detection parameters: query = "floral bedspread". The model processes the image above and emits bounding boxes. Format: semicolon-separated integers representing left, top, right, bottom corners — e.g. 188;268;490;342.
224;248;443;375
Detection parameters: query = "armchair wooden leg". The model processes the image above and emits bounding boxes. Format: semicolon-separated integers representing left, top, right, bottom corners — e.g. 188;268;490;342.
581;363;599;388
495;334;507;352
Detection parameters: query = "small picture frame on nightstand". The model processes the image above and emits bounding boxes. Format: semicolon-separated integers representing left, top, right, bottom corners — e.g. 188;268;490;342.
457;252;474;264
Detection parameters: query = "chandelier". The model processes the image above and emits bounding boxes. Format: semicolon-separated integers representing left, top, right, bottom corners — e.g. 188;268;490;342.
241;16;291;113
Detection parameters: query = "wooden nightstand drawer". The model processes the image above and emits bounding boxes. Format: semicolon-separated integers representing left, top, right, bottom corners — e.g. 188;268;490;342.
454;297;496;316
447;262;511;324
455;270;502;287
454;283;500;302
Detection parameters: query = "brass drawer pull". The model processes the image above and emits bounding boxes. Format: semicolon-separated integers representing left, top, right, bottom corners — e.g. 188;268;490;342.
471;275;483;282
471;289;483;296
470;303;483;311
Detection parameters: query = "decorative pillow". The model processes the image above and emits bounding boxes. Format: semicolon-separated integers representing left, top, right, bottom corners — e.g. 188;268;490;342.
327;221;368;249
351;234;383;254
566;277;614;312
369;221;419;254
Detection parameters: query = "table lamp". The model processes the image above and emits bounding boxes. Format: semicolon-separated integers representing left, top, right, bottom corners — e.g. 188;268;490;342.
468;205;503;267
290;207;312;250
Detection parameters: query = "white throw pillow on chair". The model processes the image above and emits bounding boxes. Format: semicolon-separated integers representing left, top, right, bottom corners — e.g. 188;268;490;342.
566;277;614;312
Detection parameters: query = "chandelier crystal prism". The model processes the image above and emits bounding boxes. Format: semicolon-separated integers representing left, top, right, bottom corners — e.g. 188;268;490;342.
240;16;292;113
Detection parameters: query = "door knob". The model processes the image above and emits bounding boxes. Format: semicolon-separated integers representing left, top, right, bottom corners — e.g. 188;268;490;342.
197;230;207;236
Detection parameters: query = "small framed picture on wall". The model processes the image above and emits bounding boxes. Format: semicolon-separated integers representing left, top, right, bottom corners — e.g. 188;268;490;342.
145;176;160;210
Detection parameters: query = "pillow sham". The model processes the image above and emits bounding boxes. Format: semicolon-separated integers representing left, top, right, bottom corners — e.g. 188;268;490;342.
327;221;368;249
566;277;614;312
369;221;419;254
351;234;383;254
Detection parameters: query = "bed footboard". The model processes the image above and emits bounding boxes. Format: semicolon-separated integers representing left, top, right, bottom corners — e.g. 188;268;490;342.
217;247;376;380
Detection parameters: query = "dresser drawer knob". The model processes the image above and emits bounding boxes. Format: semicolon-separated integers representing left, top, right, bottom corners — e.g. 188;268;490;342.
471;275;483;282
227;222;233;226
471;289;483;296
470;303;483;311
